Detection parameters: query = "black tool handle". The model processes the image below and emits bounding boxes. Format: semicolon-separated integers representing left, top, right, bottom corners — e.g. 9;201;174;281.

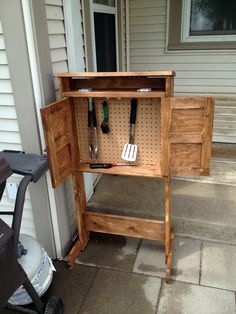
88;98;97;127
130;98;138;125
90;163;112;169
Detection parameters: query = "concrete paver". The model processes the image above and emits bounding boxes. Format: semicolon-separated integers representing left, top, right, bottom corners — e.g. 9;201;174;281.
87;174;236;243
157;281;235;314
44;261;97;314
133;237;201;284
77;232;140;272
201;241;236;291
80;268;162;314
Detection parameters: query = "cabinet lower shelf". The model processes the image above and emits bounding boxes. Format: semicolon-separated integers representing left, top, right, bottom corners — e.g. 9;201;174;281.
77;163;162;177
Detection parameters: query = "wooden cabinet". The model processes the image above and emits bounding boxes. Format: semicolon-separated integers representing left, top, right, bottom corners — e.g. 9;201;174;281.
41;72;214;282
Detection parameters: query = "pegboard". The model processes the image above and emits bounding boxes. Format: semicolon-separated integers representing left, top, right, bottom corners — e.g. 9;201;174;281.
74;98;161;166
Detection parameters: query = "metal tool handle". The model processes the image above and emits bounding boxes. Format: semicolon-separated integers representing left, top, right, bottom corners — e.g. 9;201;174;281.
90;163;112;169
88;98;97;127
102;100;109;122
130;98;138;125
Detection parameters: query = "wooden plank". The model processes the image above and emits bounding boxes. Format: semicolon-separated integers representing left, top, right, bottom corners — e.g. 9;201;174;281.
56;71;176;77
170;133;202;143
165;77;174;97
165;176;171;262
171;143;201;168
201;98;215;175
160;99;171;176
171;97;207;109
170;167;203;176
40;97;79;187
62;90;166;98
72;171;89;248
77;163;162;178
161;97;214;177
68;239;84;269
85;212;165;241
166;227;174;283
170;109;204;133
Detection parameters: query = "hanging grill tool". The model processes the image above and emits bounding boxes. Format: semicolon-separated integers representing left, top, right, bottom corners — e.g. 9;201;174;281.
100;100;110;134
121;98;138;162
88;97;99;159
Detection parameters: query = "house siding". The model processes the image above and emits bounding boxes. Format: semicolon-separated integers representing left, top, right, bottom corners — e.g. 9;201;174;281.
128;0;236;143
45;0;78;237
0;20;36;237
45;0;69;99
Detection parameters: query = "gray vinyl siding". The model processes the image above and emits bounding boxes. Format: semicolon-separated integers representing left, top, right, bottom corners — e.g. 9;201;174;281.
128;0;236;143
45;0;69;99
80;0;87;71
0;20;36;237
45;0;78;237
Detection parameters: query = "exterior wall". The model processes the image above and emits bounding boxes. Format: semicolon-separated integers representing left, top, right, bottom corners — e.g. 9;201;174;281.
128;0;236;143
45;0;78;240
45;0;69;99
0;20;36;237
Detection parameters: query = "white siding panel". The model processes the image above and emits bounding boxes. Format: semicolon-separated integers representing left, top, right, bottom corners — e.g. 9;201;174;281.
131;32;165;40
50;47;67;63
130;6;166;17
0;143;22;151
130;23;166;33
52;60;68;74
130;40;165;48
129;0;166;9
130;16;166;25
0;35;5;49
0;65;10;79
45;0;62;5
0;119;19;131
0;131;21;143
129;0;236;142
47;20;65;34
48;34;66;49
46;5;64;20
0;50;7;64
0;79;12;93
0;94;15;105
45;1;68;96
131;63;236;71
0;19;36;237
0;106;17;119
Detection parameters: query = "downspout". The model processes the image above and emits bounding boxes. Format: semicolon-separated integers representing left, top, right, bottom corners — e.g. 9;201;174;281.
125;0;130;71
21;0;63;258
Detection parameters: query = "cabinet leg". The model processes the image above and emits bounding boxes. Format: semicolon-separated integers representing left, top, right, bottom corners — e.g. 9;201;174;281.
67;171;90;268
165;176;174;282
67;237;89;269
166;227;174;283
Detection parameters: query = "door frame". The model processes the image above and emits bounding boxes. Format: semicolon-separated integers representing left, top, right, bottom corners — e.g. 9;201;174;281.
83;0;120;71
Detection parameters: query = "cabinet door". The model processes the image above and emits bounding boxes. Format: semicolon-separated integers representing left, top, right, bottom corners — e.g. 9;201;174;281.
161;97;214;176
41;98;79;187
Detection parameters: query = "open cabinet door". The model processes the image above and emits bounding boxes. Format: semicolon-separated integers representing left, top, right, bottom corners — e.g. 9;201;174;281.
41;98;79;187
161;97;214;176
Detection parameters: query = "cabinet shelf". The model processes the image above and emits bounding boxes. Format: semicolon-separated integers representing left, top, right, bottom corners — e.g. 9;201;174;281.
62;90;166;98
77;163;162;177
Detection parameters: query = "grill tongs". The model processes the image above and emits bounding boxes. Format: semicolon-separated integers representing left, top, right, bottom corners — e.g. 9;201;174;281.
88;97;99;159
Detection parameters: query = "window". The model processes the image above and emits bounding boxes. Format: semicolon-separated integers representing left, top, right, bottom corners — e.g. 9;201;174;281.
168;0;236;50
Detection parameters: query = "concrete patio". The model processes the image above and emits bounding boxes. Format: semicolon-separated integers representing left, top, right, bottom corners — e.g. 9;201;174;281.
3;143;236;313
46;233;236;313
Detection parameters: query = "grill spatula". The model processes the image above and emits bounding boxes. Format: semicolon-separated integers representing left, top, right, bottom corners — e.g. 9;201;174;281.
121;98;138;162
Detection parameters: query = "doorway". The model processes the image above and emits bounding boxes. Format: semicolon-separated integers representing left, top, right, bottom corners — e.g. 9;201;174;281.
84;0;119;71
